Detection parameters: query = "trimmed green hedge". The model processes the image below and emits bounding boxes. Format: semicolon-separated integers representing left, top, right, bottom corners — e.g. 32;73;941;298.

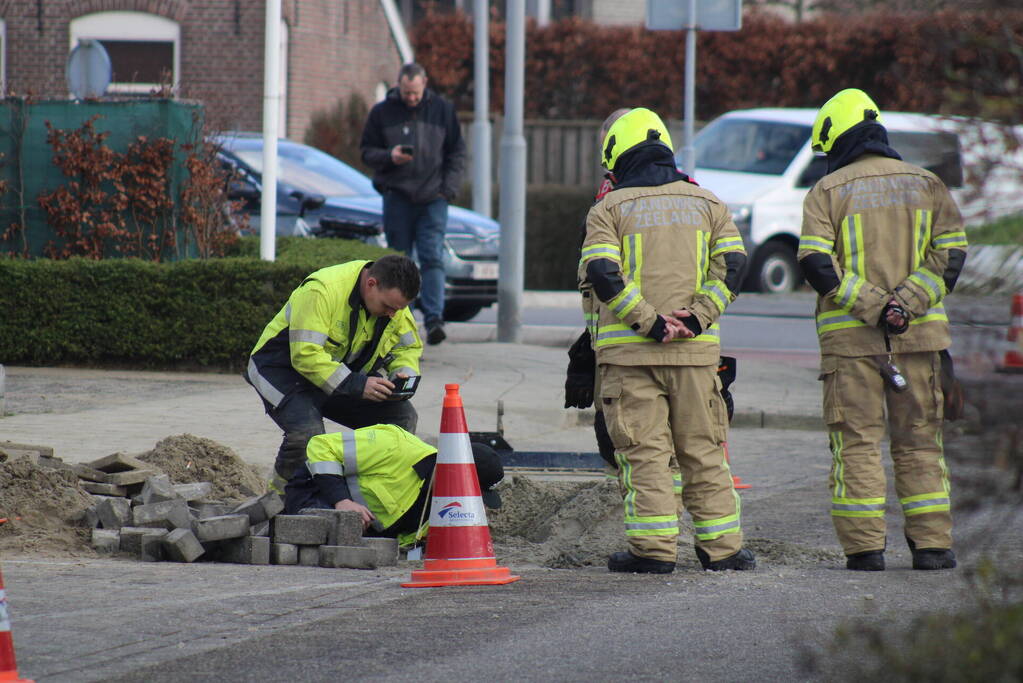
0;237;391;369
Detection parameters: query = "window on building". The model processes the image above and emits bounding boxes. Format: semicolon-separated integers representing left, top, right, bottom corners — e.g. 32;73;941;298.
69;12;180;94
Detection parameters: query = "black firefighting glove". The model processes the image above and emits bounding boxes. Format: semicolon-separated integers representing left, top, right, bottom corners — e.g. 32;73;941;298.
565;330;597;409
879;300;909;335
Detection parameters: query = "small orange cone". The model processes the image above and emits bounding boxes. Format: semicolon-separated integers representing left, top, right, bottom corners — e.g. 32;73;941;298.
0;565;34;683
724;442;751;490
999;293;1023;373
402;384;520;588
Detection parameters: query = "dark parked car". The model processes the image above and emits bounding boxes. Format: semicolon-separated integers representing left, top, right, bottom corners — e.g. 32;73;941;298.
215;133;499;322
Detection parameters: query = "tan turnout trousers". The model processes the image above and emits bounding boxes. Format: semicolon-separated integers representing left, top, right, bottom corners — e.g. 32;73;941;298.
601;362;742;563
820;351;952;555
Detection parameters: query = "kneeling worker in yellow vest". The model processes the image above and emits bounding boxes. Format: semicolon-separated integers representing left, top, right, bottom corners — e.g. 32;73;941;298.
246;255;424;495
581;107;755;574
798;89;967;571
283;424;504;548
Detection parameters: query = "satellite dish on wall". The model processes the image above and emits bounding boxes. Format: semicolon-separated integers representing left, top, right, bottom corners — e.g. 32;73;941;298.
67;39;112;99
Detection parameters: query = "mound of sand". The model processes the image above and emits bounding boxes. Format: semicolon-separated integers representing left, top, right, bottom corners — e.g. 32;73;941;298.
489;476;841;569
0;458;95;556
1;435;266;557
136;434;266;502
489;476;695;568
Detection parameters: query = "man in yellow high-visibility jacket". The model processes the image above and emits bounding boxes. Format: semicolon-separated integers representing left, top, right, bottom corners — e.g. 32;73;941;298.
284;425;504;548
246;255;424;494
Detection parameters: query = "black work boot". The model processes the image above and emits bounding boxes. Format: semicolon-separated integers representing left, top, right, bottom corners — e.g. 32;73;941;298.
695;547;756;571
911;549;957;570
608;551;675;574
906;536;956;570
846;550;885;571
425;319;446;345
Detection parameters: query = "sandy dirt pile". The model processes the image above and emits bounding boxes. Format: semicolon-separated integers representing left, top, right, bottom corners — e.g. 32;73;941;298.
1;435;266;557
0;457;95;556
488;475;843;569
136;434;266;501
489;476;694;568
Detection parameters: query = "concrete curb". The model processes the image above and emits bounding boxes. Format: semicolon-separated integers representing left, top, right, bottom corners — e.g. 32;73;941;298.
731;411;822;430
445;322;580;348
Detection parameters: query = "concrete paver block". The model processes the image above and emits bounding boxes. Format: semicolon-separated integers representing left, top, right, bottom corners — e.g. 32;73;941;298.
82;505;100;528
260;492;285;519
173;482;213;501
70;463;110;483
95;496;132;530
91;528;120;553
85;452;153;473
163;528;205;563
193;514;250;542
271;543;298;565
298;546;320;567
232;496;268;525
363;537;399;567
211;536;270;565
119;527;168;562
136;475;178;505
194;502;234;519
319;545;377;570
132;498;193;530
299;508;363;546
272;515;330;546
81;481;128;497
250;521;270;537
0;441;55;458
106;468;160;486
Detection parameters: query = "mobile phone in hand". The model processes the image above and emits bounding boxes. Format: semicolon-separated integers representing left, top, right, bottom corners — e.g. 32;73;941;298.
387;375;420;400
400;145;414;156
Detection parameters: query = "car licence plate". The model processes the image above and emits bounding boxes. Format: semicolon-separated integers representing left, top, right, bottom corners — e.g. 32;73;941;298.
472;262;499;279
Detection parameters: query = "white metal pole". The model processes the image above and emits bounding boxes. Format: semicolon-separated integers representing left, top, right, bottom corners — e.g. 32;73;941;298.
260;0;281;262
681;0;697;177
471;0;492;217
497;0;526;343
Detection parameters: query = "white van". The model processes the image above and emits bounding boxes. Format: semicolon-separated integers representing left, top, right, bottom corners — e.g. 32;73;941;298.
683;108;1017;292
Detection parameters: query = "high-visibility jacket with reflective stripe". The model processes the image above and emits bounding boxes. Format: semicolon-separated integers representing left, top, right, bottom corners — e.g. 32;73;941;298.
580;180;744;366
248;260;422;407
799;156;966;356
306;425;436;531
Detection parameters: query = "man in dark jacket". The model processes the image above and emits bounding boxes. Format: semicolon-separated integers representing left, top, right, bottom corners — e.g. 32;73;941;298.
360;63;467;346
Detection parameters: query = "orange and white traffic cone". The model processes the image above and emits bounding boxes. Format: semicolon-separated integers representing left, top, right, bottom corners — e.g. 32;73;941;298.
725;443;751;490
0;565;33;683
402;384;520;588
998;292;1023;373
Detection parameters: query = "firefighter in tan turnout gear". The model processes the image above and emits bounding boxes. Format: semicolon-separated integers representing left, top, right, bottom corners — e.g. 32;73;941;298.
581;107;755;574
798;89;967;571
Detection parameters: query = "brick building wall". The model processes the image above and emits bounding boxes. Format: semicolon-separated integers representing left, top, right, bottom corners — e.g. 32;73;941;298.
1;0;402;140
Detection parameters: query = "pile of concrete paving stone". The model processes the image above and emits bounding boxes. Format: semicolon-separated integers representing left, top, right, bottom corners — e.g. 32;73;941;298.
75;452;397;569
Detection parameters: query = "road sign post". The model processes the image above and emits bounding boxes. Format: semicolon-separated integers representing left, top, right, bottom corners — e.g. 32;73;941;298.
647;0;743;176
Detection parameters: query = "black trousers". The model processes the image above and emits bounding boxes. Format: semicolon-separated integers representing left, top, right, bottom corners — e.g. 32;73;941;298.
263;385;418;481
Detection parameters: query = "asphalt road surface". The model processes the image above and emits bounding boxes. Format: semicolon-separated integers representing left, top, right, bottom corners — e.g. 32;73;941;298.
6;425;1020;683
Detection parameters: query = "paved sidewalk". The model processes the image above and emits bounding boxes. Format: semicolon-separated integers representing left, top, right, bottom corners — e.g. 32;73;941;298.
0;330;823;471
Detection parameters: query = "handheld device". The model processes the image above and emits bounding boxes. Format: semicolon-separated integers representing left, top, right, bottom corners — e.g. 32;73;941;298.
388;375;420;400
399;145;414;156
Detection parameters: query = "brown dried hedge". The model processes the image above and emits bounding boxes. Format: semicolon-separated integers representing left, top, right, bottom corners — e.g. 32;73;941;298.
412;10;1023;121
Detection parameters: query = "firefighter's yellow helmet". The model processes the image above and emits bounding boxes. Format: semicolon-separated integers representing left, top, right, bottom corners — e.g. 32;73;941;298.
601;107;673;170
811;88;883;154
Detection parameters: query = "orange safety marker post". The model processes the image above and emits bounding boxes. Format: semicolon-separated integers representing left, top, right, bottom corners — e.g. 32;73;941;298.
0;565;34;683
724;442;751;490
402;384;520;588
998;292;1023;373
